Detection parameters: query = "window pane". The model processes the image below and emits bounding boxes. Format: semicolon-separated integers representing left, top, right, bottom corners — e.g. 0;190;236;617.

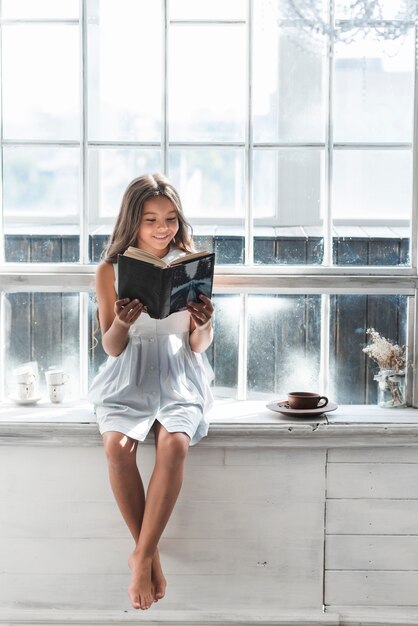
332;149;411;265
333;226;409;266
169;148;244;218
253;149;324;264
89;293;106;383
209;295;240;399
329;294;408;404
248;295;321;398
4;145;79;216
253;1;325;142
333;149;411;221
4;146;80;262
4;234;79;263
169;24;246;142
2;0;78;19
170;0;246;20
88;0;162;141
89;149;161;220
3;292;80;402
88;148;161;262
3;25;79;140
334;33;414;143
169;148;245;263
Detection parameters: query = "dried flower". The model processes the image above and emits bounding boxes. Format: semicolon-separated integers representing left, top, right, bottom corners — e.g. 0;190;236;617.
362;328;406;372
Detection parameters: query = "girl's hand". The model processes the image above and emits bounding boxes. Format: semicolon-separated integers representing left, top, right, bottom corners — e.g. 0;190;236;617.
187;294;214;329
114;298;144;328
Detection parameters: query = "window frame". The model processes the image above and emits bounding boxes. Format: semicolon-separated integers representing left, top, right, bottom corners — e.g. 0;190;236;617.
0;0;418;406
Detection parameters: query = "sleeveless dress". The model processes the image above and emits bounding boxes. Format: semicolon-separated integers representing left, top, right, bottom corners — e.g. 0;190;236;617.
87;246;214;446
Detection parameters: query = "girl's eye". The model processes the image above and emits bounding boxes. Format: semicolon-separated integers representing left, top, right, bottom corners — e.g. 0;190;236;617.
167;218;177;222
145;219;156;222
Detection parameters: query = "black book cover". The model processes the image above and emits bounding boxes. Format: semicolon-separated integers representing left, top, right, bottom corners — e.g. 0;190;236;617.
117;252;215;319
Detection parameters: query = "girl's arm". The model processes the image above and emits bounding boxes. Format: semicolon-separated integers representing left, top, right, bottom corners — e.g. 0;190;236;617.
96;261;144;357
188;295;214;353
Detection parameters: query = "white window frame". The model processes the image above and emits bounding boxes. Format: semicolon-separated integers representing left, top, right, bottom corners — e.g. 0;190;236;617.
0;0;417;405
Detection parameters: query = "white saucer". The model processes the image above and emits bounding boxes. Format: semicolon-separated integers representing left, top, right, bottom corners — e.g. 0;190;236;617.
8;395;43;406
266;400;338;417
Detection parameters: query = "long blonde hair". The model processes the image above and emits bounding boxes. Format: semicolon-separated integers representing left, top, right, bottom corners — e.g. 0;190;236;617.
102;173;194;263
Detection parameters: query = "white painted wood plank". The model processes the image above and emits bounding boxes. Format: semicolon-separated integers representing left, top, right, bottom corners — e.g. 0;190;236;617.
179;462;326;503
4;421;418;448
330;605;418;624
0;501;127;538
326;535;418;570
0;400;94;422
2;399;418;425
328;447;418;464
325;404;418;423
0;499;325;541
0;446;155;503
166;500;325;540
325;571;418;606
0;536;323;577
0;608;339;626
187;447;225;466
326;499;418;535
0;573;323;611
0;447;112;502
327;463;418;499
0;449;324;504
0;444;156;471
225;447;325;466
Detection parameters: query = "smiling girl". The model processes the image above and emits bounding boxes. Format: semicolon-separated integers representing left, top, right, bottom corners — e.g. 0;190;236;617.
87;173;214;610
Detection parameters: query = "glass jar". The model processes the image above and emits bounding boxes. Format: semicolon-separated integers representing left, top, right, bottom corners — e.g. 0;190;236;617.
374;369;406;408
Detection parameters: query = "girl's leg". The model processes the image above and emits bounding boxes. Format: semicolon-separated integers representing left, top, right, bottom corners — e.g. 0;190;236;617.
102;432;166;602
128;422;190;610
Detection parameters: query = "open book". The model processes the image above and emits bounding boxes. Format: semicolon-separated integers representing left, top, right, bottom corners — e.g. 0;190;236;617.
117;247;215;320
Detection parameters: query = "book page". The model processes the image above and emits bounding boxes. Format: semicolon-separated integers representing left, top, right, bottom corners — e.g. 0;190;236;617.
123;247;168;268
169;250;210;265
123;246;210;268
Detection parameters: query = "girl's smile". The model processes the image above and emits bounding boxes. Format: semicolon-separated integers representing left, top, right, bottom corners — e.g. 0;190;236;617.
136;196;179;258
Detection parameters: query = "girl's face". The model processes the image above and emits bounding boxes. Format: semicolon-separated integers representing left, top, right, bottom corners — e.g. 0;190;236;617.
136;196;179;257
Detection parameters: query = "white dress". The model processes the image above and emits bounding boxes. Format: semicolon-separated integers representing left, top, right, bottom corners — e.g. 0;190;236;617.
87;247;214;446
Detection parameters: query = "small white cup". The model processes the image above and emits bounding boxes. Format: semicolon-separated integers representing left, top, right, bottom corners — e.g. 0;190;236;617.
45;369;68;386
14;380;36;401
12;366;37;400
47;383;66;404
13;365;36;385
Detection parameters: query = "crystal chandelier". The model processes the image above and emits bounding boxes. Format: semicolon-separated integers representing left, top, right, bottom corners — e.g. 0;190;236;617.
280;0;418;46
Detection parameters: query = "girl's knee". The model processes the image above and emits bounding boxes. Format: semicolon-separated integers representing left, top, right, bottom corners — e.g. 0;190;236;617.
157;431;189;465
103;432;137;466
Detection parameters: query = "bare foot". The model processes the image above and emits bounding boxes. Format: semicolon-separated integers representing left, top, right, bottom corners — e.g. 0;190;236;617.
152;551;167;601
128;553;154;610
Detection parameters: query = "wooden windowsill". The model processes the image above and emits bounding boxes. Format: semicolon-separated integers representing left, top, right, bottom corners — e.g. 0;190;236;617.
1;399;418;447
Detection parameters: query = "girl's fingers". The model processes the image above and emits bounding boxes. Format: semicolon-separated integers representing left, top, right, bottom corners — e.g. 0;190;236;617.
198;295;214;311
115;299;143;324
125;303;143;319
188;303;212;326
115;298;130;313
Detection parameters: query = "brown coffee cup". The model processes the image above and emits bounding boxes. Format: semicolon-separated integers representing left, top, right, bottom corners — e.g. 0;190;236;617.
287;392;328;410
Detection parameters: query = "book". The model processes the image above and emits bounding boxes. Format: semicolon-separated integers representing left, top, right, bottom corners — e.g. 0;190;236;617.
117;247;215;320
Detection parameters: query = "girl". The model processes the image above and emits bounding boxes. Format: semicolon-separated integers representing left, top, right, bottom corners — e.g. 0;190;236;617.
87;173;214;611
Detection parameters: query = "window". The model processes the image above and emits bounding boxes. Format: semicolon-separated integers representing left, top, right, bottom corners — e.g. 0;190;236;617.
1;0;416;406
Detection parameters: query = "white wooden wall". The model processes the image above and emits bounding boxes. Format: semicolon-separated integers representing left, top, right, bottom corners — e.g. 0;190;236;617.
1;425;418;625
0;441;327;624
325;447;418;617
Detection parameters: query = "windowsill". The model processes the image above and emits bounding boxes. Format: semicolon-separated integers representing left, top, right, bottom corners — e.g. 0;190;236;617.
1;399;418;447
1;397;418;423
